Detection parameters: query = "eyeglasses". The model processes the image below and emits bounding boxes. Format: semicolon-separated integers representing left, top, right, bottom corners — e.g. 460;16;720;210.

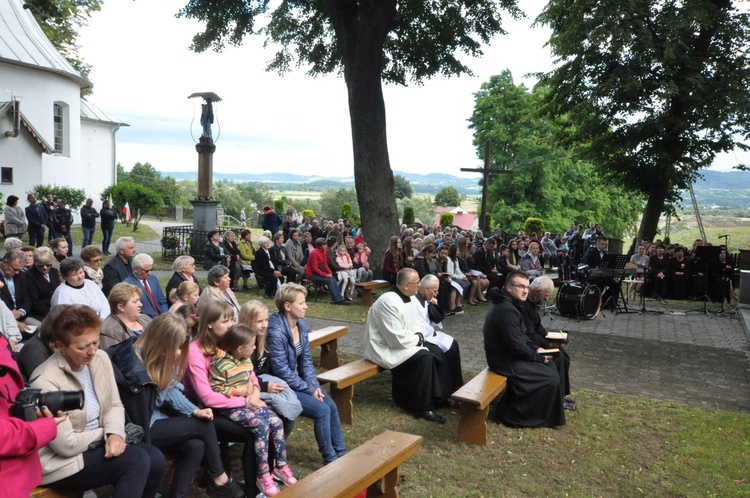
139;268;153;273
90;258;102;263
407;281;421;286
36;263;53;268
508;283;530;291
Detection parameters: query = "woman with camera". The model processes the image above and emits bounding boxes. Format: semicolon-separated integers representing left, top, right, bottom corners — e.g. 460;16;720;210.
0;335;62;497
29;305;166;497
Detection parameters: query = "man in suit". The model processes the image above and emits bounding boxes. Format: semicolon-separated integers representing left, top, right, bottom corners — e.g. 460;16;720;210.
123;253;168;318
0;249;39;337
584;236;616;308
472;237;503;289
25;194;47;247
102;237;136;296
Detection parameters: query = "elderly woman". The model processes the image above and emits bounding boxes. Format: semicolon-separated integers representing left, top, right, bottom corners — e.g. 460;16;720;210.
204;230;228;270
238;229;256;290
166;255;202;307
4;195;26;238
80;245;104;288
26;246;62;321
267;283;347;464
252;236;283;299
99;282;153;350
49;237;69;269
29;305;166;497
107;314;244;498
21;245;35;271
223;230;241;291
197;265;241;320
51;257;110;318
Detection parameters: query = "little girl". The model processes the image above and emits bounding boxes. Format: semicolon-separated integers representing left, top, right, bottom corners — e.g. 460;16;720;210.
210;324;297;496
238;300;302;426
169;281;200;313
335;245;356;299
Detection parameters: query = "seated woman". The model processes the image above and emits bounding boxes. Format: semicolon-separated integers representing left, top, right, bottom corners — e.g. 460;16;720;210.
506;239;521;270
51;258;110;318
238;300;302;429
29;305;166;497
223;230;241;291
100;283;153;350
80;246;104;288
447;244;474;305
238;229;257;290
714;246;735;305
197;265;241;320
382;236;403;285
628;243;650;300
166;255;202;307
16;305;68;381
457;236;489;303
169;281;200;313
267;283;348;464
204;230;228;271
520;241;543;273
49;238;68;270
649;244;670;298
253;236;284;299
210;324;298;496
0;334;61;497
26;246;61;322
107;314;244;498
182;300;271;497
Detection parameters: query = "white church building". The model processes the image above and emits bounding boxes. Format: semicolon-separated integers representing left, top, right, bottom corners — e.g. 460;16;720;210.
0;0;125;215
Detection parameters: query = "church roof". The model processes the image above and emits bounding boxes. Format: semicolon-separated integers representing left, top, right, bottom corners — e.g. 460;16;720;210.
0;0;91;88
80;99;128;127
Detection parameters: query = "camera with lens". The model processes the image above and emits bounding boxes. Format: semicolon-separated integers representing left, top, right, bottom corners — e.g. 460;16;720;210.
10;387;84;421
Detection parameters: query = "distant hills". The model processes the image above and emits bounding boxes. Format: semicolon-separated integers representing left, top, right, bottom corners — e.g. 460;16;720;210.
161;168;750;206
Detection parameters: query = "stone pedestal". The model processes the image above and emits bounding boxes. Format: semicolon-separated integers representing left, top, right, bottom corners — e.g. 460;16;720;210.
190;199;220;233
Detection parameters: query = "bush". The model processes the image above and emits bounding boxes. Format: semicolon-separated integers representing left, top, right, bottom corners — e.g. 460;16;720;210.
439;212;454;227
402;205;415;226
29;184;87;211
524;217;545;236
274;199;284;213
301;209;315;220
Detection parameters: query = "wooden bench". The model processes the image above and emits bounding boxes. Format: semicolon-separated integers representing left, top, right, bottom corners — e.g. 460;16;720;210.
303;278;328;302
277;430;422;498
451;368;507;446
30;488;83;498
317;358;384;425
308;325;349;370
355;280;391;306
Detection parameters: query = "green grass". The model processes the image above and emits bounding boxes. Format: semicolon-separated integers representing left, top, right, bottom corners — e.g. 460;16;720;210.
65;224;159;246
218;359;750;498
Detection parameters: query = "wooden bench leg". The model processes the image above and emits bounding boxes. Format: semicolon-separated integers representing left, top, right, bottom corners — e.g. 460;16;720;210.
361;289;374;306
330;384;354;425
457;402;490;446
319;340;339;370
367;465;401;498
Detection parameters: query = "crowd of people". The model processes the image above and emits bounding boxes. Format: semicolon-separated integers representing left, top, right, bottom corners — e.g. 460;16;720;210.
1;197;740;497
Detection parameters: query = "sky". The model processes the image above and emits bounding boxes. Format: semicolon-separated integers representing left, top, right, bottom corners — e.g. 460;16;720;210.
77;0;745;180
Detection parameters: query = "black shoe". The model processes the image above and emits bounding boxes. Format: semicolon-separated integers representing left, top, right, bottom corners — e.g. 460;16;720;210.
332;300;350;305
416;410;446;424
564;396;576;404
563;401;577;411
445;310;456;317
206;476;245;498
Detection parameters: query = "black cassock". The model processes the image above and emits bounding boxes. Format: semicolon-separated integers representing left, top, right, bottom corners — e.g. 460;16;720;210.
520;298;571;397
390;346;447;412
483;290;565;428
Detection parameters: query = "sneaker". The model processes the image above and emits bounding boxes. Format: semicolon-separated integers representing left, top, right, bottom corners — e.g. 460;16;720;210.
445;310;455;317
256;473;280;497
206;476;245;498
345;296;353;301
272;465;298;487
454;306;464;314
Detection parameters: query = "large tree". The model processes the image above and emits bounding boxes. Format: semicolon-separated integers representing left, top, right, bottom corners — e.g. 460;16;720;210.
536;0;750;242
469;70;641;237
177;0;521;275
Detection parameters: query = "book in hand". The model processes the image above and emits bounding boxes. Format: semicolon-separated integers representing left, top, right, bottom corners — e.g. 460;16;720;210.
546;331;568;342
538;348;560;356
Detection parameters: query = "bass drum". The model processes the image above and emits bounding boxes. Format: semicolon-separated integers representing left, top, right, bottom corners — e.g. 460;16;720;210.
556;283;602;320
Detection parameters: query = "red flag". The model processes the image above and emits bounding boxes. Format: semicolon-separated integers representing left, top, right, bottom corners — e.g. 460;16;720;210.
122;202;132;223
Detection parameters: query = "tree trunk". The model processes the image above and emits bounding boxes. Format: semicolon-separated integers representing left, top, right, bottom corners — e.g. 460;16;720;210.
332;1;399;278
637;179;669;243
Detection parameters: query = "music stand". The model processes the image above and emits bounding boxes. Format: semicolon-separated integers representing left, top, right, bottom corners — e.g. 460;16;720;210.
686;245;722;316
600;254;637;313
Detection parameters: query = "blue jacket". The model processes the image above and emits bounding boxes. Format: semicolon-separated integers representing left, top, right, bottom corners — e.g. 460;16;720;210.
262;210;283;235
123;274;168;317
267;312;318;395
25;203;47;230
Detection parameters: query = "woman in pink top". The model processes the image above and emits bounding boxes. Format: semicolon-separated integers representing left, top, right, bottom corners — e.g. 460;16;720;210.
182;300;268;498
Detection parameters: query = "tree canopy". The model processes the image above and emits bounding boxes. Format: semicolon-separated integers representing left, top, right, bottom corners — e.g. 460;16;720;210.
177;0;521;276
393;174;413;200
536;0;750;242
28;184;87;211
469;70;641;237
434;186;462;207
117;163;182;207
102;181;162;231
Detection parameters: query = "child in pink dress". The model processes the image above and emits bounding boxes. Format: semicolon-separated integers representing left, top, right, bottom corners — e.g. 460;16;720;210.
335;245;357;299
